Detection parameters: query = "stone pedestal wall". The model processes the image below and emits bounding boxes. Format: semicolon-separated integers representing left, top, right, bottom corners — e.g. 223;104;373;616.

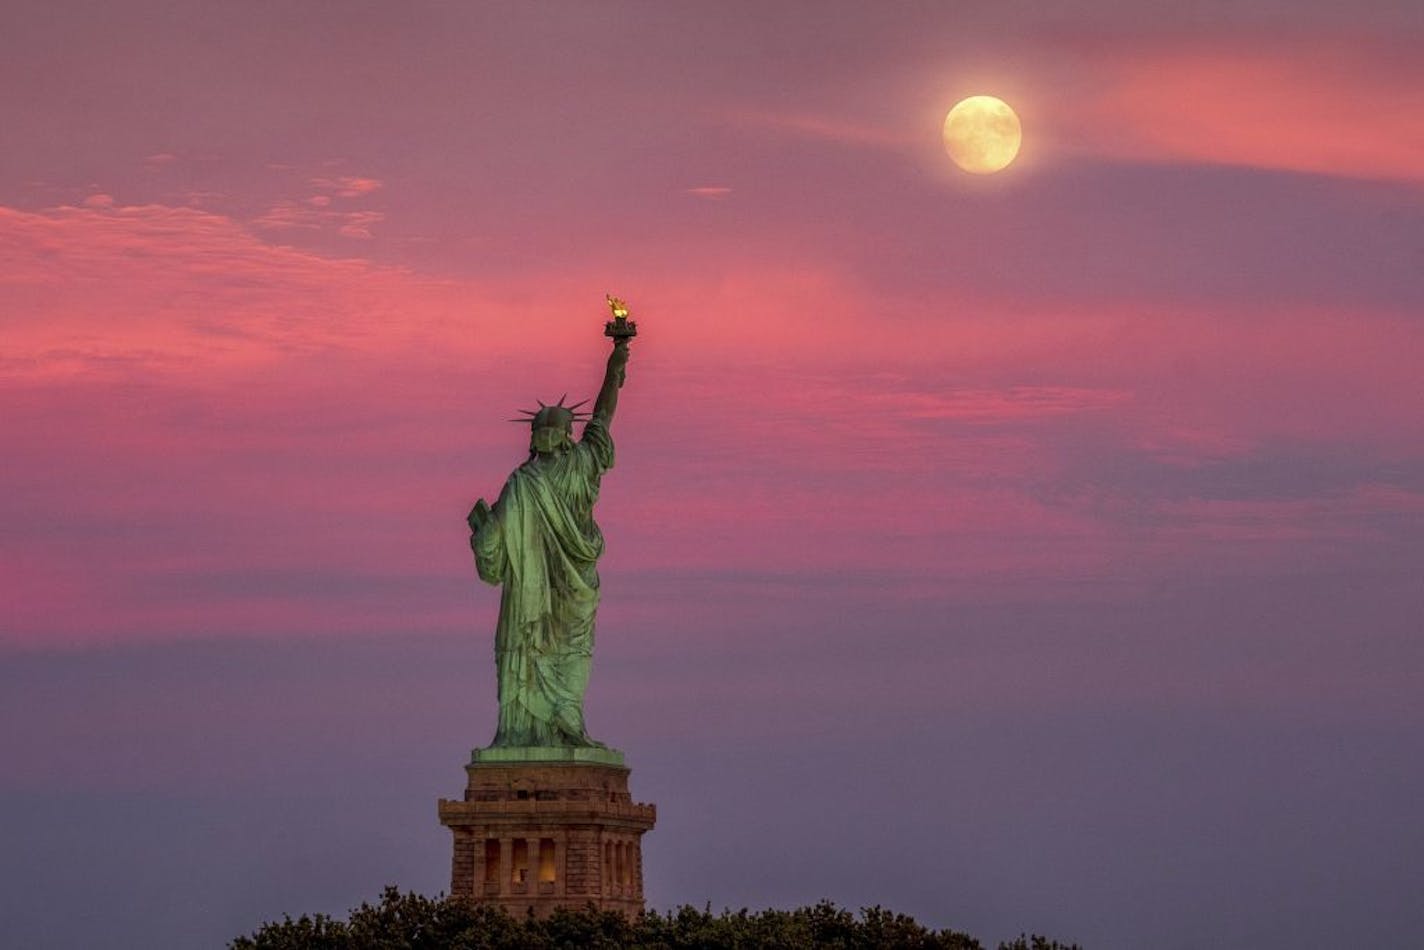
438;759;656;919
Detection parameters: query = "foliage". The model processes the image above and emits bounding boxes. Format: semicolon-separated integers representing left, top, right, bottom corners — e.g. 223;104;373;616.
996;937;1082;950
230;887;1081;949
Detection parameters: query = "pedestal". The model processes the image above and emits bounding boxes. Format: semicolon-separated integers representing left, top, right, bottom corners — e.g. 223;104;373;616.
437;750;657;919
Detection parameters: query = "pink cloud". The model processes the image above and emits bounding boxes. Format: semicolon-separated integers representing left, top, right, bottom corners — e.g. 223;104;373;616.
336;210;384;239
1;198;1420;650
182;190;226;206
685;186;732;200
247;170;386;236
252;200;326;231
309;175;384;197
252;200;386;238
0;201;461;380
1064;37;1424;183
892;386;1130;423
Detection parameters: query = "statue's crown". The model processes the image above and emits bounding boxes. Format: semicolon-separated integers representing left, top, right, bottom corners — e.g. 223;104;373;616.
511;394;591;429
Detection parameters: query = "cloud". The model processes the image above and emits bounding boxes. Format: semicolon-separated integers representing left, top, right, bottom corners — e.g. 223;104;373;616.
252;200;326;231
893;386;1131;423
309;175;384;197
1;197;1421;649
686;186;732;200
253;200;386;239
1066;37;1424;183
1157;483;1424;552
1137;427;1257;469
0;201;459;379
182;190;226;206
247;171;386;236
336;210;384;239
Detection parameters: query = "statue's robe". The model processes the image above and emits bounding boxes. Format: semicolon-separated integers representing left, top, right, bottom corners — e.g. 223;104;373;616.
471;419;613;747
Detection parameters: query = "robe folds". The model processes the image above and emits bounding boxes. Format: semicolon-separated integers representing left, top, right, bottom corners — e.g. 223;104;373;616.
471;419;613;747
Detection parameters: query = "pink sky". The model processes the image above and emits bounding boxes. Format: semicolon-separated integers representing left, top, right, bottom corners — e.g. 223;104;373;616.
2;3;1422;948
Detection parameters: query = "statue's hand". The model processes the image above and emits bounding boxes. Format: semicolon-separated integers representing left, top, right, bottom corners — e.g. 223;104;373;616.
467;499;492;532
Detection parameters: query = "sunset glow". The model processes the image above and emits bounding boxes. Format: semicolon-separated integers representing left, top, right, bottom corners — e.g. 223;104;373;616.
2;4;1421;949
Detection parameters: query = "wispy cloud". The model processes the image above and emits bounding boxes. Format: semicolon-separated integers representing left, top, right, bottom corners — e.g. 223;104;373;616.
252;201;326;231
1;197;1421;648
685;186;732;200
182;190;226;206
1159;484;1424;549
309;175;383;197
335;210;384;239
0;200;446;378
893;386;1130;423
253;200;385;239
1068;38;1424;183
244;171;387;236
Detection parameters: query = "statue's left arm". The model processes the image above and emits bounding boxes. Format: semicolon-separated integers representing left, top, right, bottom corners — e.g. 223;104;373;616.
591;340;630;428
468;496;507;585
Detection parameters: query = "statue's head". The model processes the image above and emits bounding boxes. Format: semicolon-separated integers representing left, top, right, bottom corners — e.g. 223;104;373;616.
530;405;574;455
515;396;589;456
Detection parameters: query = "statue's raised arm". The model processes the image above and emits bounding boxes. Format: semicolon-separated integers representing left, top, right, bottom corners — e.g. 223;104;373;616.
592;340;630;427
594;294;635;427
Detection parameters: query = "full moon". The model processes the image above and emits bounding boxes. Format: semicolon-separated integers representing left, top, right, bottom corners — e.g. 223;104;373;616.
942;95;1021;174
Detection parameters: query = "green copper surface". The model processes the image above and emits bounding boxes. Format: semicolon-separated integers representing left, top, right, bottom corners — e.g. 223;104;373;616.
470;745;626;766
466;326;632;750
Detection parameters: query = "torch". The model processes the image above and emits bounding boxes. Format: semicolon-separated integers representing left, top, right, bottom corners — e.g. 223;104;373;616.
604;294;638;341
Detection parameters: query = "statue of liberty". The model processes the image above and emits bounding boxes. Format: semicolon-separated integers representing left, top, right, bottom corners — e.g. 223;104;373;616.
465;299;635;751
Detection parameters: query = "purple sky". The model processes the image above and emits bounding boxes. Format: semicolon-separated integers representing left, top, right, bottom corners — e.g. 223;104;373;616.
2;2;1422;947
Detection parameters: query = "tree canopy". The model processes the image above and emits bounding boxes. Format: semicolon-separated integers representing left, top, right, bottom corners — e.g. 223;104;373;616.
230;887;1081;950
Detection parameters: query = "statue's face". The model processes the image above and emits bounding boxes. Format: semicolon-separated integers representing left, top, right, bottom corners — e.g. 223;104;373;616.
531;423;572;456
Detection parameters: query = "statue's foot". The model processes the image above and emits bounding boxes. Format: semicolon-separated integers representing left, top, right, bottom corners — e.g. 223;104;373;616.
556;727;606;750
